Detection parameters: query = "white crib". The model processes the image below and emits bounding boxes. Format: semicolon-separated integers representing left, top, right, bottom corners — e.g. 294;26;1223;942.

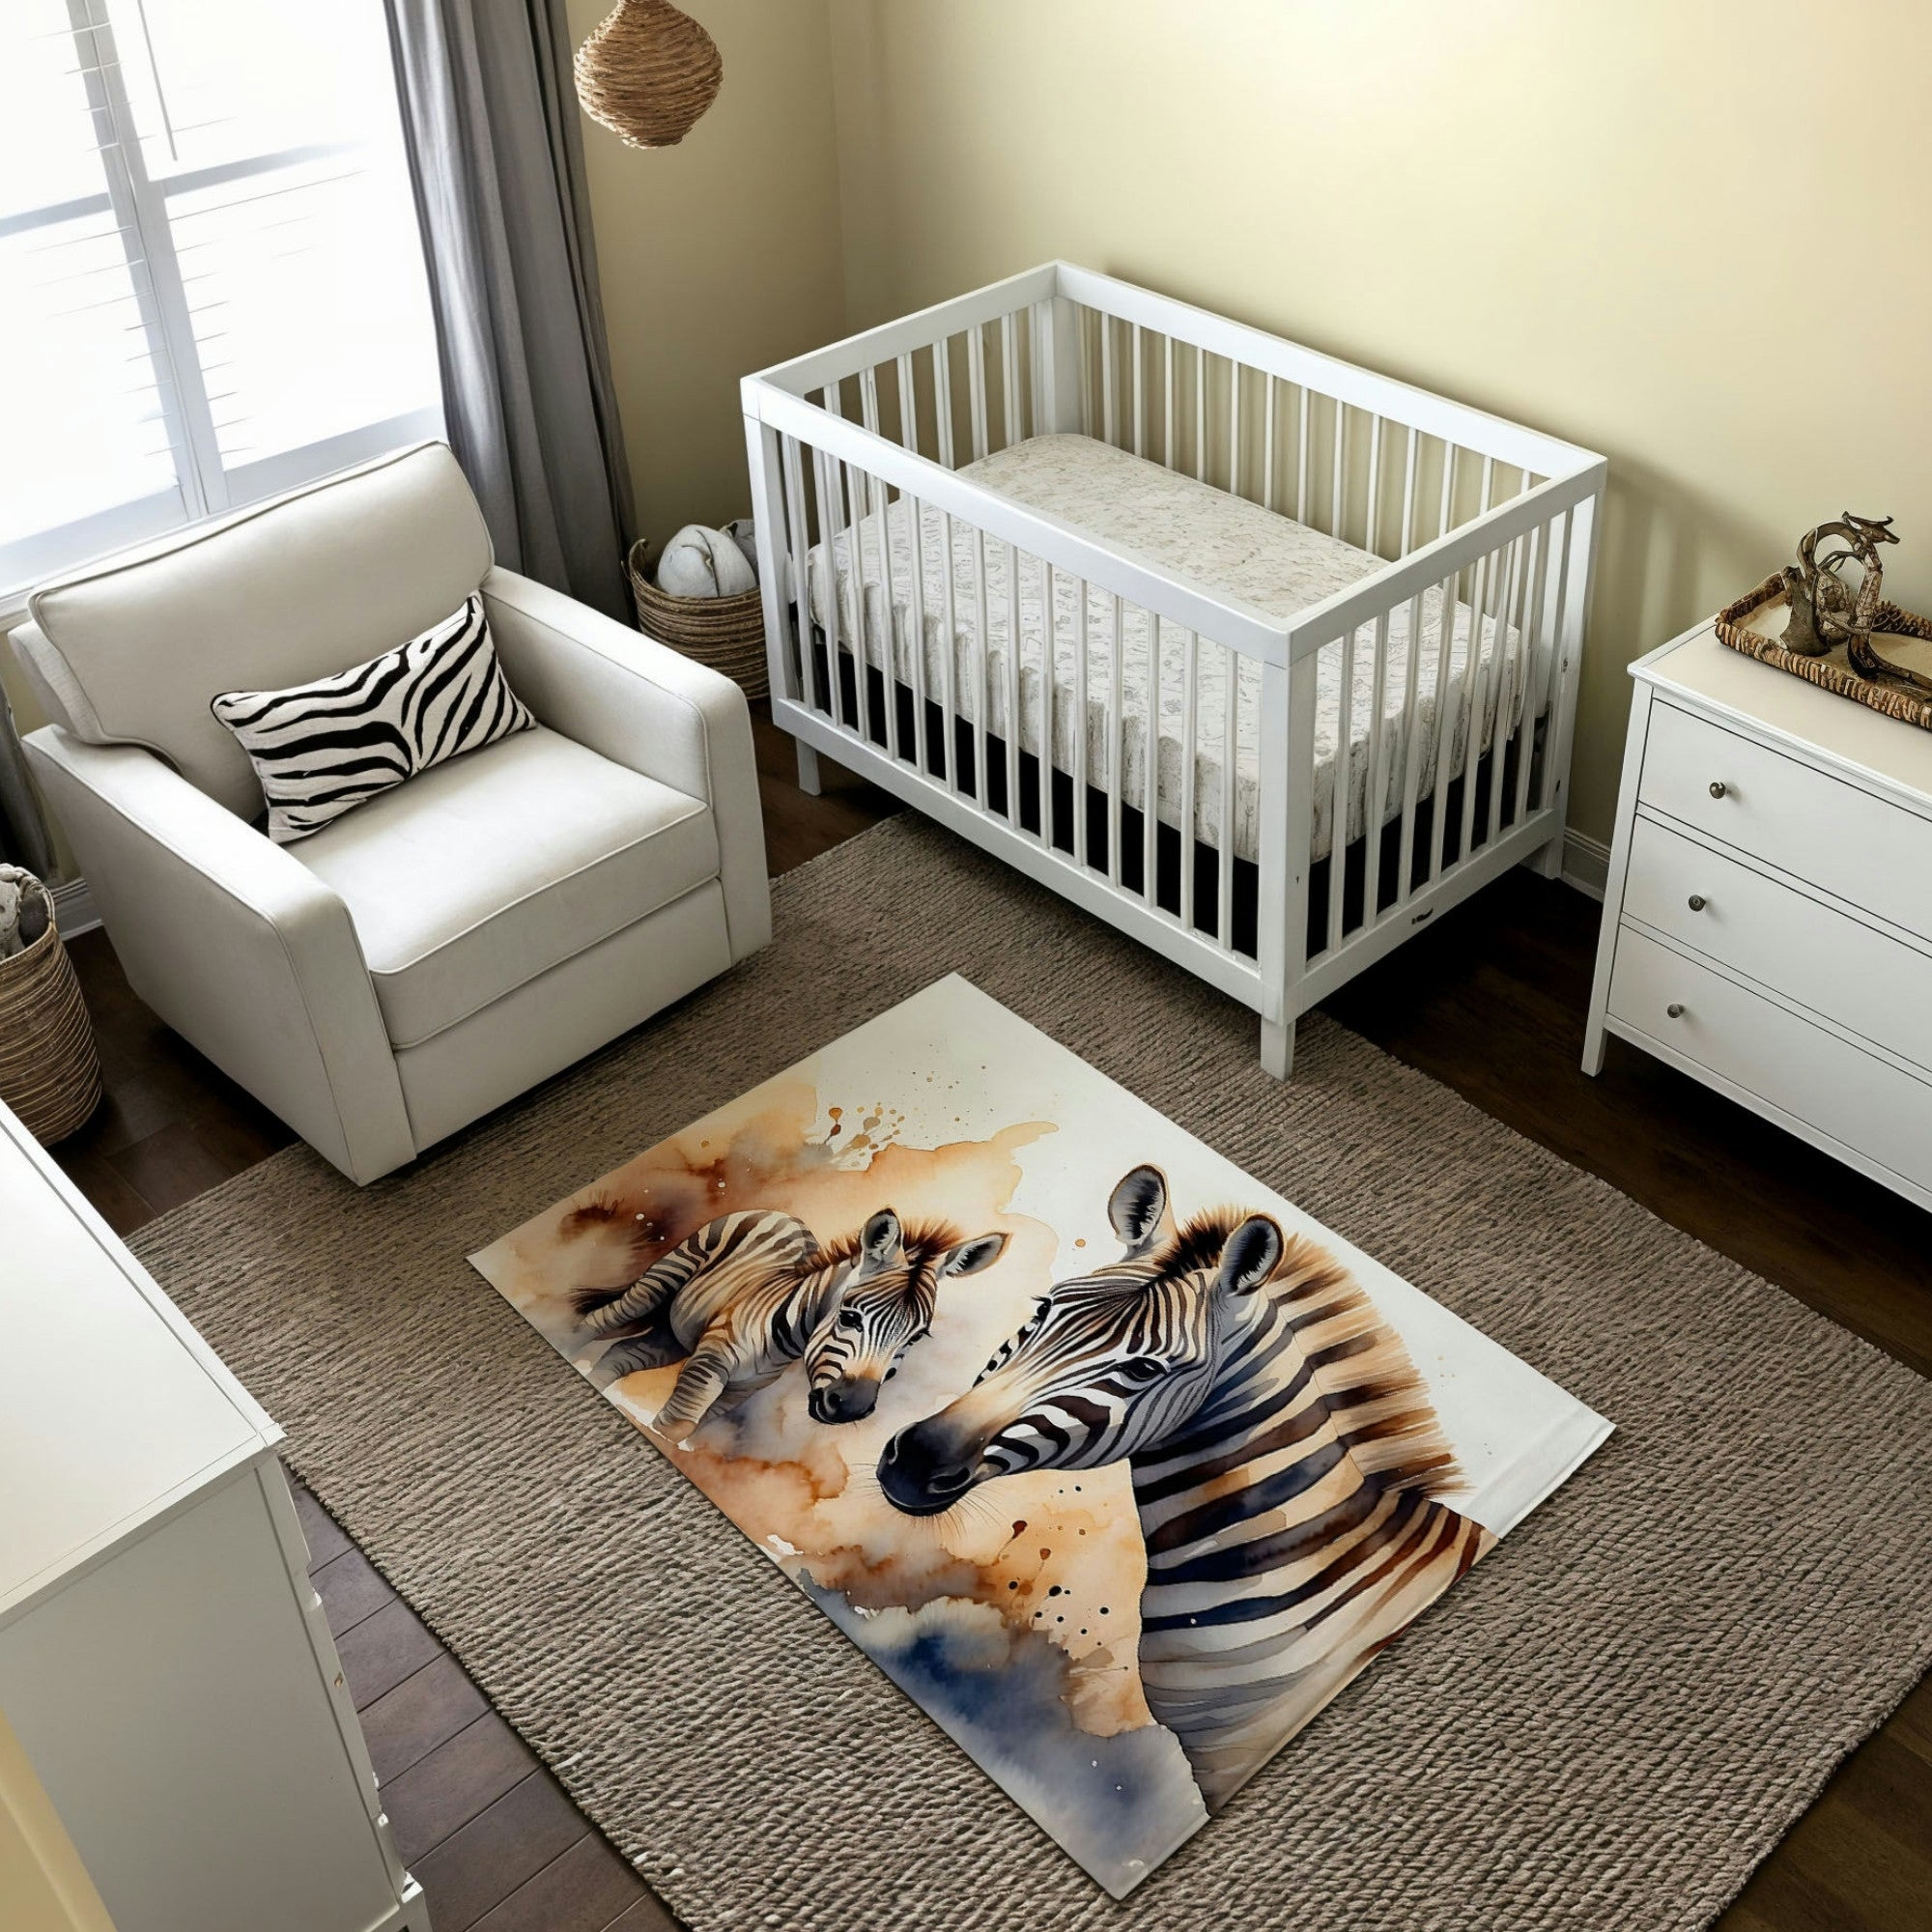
740;263;1605;1076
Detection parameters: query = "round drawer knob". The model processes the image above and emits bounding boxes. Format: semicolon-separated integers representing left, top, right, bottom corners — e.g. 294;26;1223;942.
1709;781;1728;799
1687;894;1707;912
1665;1002;1686;1019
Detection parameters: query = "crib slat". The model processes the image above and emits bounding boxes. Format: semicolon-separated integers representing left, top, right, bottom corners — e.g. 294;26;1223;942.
1512;520;1552;827
1325;625;1355;953
1180;628;1199;932
1296;386;1312;523
1106;594;1125;885
1163;334;1176;469
1437;438;1456;542
781;433;813;710
974;522;989;800
1005;540;1022;827
1144;606;1160;905
1487;532;1529;844
1041;560;1058;846
895;353;918;454
934;338;956;470
1426;560;1462;887
1100;319;1116;448
813;446;844;727
905;491;931;777
1078;308;1094;438
1002;311;1020;449
1219;639;1237;948
1392;585;1429;903
1263;377;1277;513
860;366;881;439
973;526;992;809
1455;542;1499;866
1229;365;1241;499
1534;509;1577;814
1366;414;1383;555
1330;401;1347;540
1362;608;1391;921
937;507;959;788
969;325;990;462
1399;424;1420;557
843;458;874;749
874;474;901;763
1131;323;1145;459
1194;347;1208;482
1074;572;1091;869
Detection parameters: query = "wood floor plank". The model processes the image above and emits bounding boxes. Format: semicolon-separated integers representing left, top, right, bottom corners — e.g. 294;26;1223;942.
409;1770;586;1932
469;1833;649;1932
335;1598;441;1711
358;1655;490;1786
312;1545;396;1636
290;1478;354;1572
103;1121;241;1216
602;1895;682;1932
382;1713;537;1864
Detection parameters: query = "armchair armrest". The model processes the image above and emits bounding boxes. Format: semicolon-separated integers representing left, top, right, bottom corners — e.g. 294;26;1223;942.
481;565;772;960
21;728;414;1184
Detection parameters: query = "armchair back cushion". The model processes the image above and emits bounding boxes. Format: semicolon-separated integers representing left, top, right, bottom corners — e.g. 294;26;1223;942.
18;442;492;818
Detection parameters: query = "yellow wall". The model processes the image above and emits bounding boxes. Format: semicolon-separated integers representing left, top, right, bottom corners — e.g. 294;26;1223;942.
823;0;1932;845
567;0;848;547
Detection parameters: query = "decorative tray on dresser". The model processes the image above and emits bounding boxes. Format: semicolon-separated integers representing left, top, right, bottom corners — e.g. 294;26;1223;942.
1585;618;1932;1211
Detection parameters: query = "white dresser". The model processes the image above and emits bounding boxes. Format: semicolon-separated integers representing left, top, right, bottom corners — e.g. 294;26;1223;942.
0;1102;427;1932
1585;619;1932;1210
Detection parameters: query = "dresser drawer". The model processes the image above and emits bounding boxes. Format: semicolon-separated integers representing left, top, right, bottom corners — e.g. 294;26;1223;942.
1623;815;1932;1074
1639;701;1932;943
1606;926;1932;1193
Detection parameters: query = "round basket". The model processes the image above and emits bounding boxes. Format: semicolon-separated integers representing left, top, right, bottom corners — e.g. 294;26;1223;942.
627;536;769;699
0;882;101;1144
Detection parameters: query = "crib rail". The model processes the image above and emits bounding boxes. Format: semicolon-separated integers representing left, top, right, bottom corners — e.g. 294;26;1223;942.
743;264;1604;1040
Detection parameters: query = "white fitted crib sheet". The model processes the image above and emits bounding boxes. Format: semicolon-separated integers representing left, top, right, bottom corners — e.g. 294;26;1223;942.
806;434;1542;865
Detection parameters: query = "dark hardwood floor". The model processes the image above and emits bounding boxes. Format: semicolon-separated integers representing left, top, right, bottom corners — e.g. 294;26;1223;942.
50;706;1929;1931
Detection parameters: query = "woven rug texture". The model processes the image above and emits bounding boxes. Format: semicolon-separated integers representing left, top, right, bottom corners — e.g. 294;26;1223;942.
130;814;1932;1932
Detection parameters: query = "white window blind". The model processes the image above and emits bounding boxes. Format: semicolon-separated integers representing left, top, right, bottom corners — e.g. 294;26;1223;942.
0;0;442;601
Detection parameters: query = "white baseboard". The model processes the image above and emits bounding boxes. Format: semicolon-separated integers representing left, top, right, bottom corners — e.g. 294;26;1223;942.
1559;829;1610;901
50;876;99;938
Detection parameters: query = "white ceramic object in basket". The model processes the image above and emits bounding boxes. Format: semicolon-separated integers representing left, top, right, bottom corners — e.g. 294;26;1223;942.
1585;620;1932;1209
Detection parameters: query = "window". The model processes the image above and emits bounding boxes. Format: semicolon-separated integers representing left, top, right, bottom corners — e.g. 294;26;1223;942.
0;0;441;601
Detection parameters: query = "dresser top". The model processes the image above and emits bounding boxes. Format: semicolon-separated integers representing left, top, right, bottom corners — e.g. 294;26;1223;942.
0;1105;277;1625
1639;621;1932;813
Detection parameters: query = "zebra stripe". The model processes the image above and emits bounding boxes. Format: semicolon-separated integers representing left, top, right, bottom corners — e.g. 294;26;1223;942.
879;1165;1491;1812
210;594;532;842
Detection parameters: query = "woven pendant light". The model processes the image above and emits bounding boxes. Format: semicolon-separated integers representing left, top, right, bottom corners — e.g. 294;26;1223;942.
574;0;722;150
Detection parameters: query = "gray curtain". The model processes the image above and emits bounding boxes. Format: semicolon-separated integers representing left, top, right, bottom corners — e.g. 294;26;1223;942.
0;687;56;879
384;0;637;620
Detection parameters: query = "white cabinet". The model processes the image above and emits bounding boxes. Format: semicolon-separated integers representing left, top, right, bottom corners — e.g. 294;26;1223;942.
0;1104;427;1932
1584;621;1932;1211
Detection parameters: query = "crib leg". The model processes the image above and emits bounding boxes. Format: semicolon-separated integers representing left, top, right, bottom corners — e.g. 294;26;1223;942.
1259;1016;1295;1082
795;742;824;796
1526;825;1566;881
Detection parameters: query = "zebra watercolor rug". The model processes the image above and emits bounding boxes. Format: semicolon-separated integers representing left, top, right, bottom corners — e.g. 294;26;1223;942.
469;974;1610;1896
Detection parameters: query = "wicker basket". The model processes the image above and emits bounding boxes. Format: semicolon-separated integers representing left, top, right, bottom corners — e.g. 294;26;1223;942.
0;880;101;1144
627;536;769;699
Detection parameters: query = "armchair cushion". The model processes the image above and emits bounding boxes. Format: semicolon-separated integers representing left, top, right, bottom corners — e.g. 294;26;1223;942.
295;725;719;1049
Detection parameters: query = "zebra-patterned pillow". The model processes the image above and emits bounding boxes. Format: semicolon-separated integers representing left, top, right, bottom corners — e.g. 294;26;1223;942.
210;594;533;843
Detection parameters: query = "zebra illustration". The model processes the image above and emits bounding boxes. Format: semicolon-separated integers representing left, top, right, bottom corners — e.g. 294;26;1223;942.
877;1164;1490;1810
577;1207;1008;1443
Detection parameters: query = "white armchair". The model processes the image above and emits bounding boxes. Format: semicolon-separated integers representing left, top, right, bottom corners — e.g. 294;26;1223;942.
9;442;770;1184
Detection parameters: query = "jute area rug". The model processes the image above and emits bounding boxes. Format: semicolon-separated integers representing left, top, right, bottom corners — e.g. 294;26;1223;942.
131;815;1932;1932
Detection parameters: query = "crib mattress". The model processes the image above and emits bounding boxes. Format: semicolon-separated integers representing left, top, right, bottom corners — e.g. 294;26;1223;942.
807;434;1543;865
